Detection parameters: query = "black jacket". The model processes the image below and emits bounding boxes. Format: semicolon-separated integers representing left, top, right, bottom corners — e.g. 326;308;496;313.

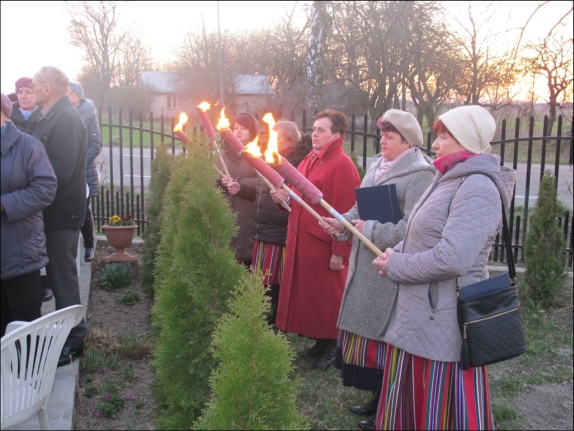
236;135;313;246
10;103;42;136
33;96;88;229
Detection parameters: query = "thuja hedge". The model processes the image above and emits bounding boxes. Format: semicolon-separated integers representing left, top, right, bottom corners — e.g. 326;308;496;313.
524;170;567;306
152;143;246;429
142;142;173;296
195;274;308;430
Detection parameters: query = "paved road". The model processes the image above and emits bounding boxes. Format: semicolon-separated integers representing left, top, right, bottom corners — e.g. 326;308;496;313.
97;147;573;208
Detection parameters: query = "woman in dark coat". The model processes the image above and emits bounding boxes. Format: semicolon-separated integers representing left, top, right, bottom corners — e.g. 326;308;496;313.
226;121;313;323
0;93;57;335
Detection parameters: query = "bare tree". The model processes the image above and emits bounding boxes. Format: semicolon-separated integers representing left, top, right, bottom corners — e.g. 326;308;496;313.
65;1;131;101
307;1;329;115
116;34;154;89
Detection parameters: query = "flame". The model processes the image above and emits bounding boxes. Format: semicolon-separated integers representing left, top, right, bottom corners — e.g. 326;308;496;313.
243;137;262;157
197;101;211;111
173;112;189;132
262;113;281;164
216;107;230;130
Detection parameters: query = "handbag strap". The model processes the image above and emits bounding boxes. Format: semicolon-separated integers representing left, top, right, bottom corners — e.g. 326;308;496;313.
450;175;516;282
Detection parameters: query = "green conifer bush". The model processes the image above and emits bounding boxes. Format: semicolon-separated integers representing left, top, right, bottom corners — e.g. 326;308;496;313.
524;170;567;306
152;143;246;429
195;274;308;430
142;143;173;296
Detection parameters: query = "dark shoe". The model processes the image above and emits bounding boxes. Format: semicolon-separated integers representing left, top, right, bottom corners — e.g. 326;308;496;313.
309;340;336;370
358;414;376;431
41;288;53;302
84;248;94;262
301;339;326;358
350;392;380;416
57;346;84;367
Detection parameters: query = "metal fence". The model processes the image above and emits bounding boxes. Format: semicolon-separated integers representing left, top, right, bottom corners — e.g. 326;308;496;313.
92;108;573;267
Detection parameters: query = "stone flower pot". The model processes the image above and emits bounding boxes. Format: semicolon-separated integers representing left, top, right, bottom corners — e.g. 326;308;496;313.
102;225;138;262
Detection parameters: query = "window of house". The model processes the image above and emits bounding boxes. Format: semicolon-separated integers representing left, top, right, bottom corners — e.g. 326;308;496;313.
167;95;177;108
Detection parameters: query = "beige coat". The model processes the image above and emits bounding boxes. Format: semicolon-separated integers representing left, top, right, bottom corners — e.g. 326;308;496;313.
336;148;435;340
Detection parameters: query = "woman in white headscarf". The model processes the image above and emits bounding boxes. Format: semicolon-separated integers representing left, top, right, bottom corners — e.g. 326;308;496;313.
372;106;517;430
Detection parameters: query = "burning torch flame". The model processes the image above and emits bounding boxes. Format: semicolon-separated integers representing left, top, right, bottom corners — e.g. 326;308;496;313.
262;113;281;164
216;107;230;130
243;137;262;157
174;112;189;132
197;101;211;112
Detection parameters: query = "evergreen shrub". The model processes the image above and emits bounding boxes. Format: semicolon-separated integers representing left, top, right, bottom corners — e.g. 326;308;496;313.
524;170;567;307
142;143;173;296
195;274;308;430
152;142;246;429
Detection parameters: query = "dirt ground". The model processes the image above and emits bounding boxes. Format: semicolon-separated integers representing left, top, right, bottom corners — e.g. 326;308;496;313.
74;244;573;430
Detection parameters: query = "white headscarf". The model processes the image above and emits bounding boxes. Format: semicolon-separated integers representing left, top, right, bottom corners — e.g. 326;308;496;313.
439;106;495;154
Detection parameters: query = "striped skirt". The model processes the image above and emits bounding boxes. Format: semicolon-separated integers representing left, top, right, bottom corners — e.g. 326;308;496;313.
334;329;386;392
376;344;494;430
251;241;285;286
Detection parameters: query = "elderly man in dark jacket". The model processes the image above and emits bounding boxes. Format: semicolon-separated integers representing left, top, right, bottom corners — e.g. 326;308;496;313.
10;77;42;135
32;66;88;366
1;93;57;336
68;82;102;262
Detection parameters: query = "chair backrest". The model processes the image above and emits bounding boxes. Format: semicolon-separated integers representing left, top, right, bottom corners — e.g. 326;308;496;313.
1;305;84;429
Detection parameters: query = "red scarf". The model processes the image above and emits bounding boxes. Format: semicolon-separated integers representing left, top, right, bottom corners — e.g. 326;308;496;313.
433;151;479;176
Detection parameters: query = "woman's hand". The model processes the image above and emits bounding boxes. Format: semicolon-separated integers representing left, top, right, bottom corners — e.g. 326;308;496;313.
223;178;240;195
270;188;289;204
321;217;344;235
373;248;394;276
351;219;365;234
330;254;345;271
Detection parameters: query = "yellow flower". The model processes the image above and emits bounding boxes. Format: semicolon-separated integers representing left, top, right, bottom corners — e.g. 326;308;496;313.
109;215;122;225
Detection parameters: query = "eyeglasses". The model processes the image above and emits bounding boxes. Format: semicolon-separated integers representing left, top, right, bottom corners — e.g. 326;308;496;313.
30;82;46;88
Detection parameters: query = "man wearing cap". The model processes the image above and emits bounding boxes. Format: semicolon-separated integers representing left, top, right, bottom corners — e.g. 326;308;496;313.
31;66;88;367
10;77;42;135
68;82;102;262
1;93;57;336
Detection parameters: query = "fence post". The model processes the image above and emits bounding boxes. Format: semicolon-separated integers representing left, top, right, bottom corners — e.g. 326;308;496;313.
119;108;124;216
554;116;563;181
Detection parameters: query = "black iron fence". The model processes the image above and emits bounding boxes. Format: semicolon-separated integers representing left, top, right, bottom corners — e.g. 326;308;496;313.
92;108;573;267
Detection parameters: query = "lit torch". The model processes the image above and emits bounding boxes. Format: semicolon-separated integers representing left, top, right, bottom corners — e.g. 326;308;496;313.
197;102;231;181
173;112;192;144
263;125;383;256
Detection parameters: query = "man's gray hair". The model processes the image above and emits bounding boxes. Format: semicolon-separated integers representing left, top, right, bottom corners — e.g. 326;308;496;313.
273;120;301;147
37;66;69;96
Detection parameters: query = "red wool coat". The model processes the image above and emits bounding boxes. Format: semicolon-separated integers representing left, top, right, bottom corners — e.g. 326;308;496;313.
276;137;361;339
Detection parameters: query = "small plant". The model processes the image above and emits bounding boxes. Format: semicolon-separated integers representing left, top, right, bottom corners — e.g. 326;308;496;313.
107;214;136;226
117;288;139;306
122;364;136;381
83;348;120;372
101;377;119;395
98;263;133;290
84;385;99;398
96;393;125;418
135;401;145;410
117;333;154;359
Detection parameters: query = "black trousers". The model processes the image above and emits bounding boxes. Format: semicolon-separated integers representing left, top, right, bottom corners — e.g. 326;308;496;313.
80;198;94;249
1;270;42;336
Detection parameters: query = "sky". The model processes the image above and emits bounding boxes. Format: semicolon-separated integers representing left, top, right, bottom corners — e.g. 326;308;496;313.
1;1;572;100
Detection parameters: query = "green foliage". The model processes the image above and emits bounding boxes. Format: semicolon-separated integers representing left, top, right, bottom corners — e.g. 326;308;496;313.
83;348;120;372
142;143;173;296
195;275;308;430
122;364;136;381
152;140;245;429
84;385;99;398
97;394;125;418
349;151;366;180
101;377;119;395
117;288;139;306
98;263;134;290
524;171;567;306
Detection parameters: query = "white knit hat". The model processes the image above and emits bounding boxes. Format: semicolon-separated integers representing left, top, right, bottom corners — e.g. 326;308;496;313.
382;109;423;147
439;106;495;154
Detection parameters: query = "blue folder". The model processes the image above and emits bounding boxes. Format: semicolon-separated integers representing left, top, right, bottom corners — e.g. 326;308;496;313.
354;183;402;225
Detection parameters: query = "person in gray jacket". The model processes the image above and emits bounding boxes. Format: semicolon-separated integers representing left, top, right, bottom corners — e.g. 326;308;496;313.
373;105;516;430
321;110;435;430
0;93;57;336
68;82;102;262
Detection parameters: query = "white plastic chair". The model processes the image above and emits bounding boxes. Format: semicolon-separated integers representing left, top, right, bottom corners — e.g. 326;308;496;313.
1;305;84;430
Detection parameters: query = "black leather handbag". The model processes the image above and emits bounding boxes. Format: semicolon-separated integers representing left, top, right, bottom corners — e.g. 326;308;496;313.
453;176;526;370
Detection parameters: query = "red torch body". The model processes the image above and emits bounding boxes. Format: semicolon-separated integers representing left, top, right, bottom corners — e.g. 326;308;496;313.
196;109;217;141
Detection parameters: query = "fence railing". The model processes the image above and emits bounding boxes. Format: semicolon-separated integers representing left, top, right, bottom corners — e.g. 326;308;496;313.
92;108;573;267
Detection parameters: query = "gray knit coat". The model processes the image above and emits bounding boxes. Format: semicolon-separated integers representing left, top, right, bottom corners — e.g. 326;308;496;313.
336;148;435;340
383;154;516;362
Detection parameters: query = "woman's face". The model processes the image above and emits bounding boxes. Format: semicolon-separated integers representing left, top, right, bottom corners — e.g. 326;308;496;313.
380;130;410;161
432;132;466;158
277;133;292;153
233;123;251;142
17;86;35;111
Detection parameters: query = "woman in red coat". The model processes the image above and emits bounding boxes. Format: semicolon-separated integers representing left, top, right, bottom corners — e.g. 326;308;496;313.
271;109;361;370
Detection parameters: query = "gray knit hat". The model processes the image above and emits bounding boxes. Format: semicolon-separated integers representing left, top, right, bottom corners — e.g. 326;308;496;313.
382;109;423;147
68;82;84;99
